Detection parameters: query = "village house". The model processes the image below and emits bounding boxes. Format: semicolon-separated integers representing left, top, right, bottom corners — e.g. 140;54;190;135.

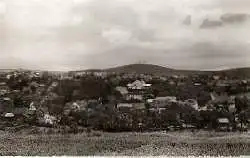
59;72;73;80
93;72;108;78
126;94;143;101
194;83;202;86
149;107;167;114
115;86;129;99
51;82;59;88
125;80;152;102
38;113;58;127
127;80;152;90
213;75;220;80
0;97;13;114
117;103;133;111
12;107;27;123
4;112;15;118
132;103;146;110
183;99;199;110
29;102;37;111
150;96;177;109
74;71;88;77
2;112;15;121
209;92;229;104
168;80;176;85
0;82;9;95
116;103;146;111
216;118;231;131
198;103;215;111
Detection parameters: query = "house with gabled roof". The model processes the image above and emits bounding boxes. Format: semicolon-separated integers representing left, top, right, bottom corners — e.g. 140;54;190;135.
127;80;151;90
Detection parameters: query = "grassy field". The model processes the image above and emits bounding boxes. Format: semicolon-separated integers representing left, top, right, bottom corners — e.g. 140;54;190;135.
0;130;250;156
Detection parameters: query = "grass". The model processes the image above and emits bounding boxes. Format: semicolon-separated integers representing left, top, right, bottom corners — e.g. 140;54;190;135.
0;130;250;156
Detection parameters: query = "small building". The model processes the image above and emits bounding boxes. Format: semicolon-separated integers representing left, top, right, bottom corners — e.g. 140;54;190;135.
217;118;229;124
29;102;37;111
4;112;15;118
132;103;146;110
117;103;133;109
126;94;143;101
51;82;59;87
184;99;199;110
158;108;166;114
228;104;236;113
115;86;128;96
3;97;11;101
116;103;146;111
216;118;230;131
1;112;15;122
0;82;7;87
213;75;220;80
210;92;229;104
194;83;202;86
150;96;177;108
147;99;154;103
38;114;58;127
127;80;151;90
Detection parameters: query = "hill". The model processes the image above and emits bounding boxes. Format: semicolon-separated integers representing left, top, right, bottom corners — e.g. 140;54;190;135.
72;64;250;78
104;64;212;76
218;67;250;79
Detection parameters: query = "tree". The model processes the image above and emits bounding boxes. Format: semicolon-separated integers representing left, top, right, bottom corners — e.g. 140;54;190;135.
238;111;248;129
235;96;249;113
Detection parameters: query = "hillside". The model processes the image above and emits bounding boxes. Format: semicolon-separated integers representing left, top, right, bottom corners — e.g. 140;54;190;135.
104;64;212;76
70;64;250;78
106;64;175;75
220;67;250;78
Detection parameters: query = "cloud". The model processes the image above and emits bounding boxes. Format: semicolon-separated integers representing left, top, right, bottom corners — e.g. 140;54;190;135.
221;13;250;24
101;27;132;45
183;15;192;26
200;19;223;29
1;0;250;70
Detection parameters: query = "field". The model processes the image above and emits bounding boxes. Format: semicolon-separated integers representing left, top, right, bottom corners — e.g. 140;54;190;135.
0;130;250;156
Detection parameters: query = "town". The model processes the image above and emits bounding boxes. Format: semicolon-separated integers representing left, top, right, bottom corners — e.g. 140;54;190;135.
1;64;250;133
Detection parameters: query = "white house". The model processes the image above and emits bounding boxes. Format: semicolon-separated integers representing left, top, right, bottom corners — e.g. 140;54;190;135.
126;94;143;101
117;103;133;109
127;80;151;90
115;86;128;95
4;113;15;118
29;102;37;111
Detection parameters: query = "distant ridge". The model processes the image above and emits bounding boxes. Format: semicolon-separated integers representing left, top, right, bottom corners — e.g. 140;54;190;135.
74;64;212;76
106;64;216;76
72;64;250;78
3;64;250;78
106;64;175;74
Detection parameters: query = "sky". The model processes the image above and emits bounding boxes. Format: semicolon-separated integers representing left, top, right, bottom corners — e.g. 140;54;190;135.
1;0;250;71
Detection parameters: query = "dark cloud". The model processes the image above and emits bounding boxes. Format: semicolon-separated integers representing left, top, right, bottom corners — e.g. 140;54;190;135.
187;42;248;59
220;13;250;24
183;15;191;26
199;13;250;29
200;19;223;29
132;29;157;42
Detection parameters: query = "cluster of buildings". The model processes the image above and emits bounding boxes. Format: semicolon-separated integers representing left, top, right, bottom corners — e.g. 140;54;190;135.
1;68;250;132
0;70;63;127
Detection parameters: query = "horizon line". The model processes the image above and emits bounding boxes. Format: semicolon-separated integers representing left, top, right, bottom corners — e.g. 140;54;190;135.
1;63;249;72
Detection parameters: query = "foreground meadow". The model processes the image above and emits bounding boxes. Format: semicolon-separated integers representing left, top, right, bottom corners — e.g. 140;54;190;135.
0;130;250;156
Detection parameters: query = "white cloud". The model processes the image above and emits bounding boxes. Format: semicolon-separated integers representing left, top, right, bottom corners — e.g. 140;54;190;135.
102;26;132;45
0;1;6;15
1;0;250;70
